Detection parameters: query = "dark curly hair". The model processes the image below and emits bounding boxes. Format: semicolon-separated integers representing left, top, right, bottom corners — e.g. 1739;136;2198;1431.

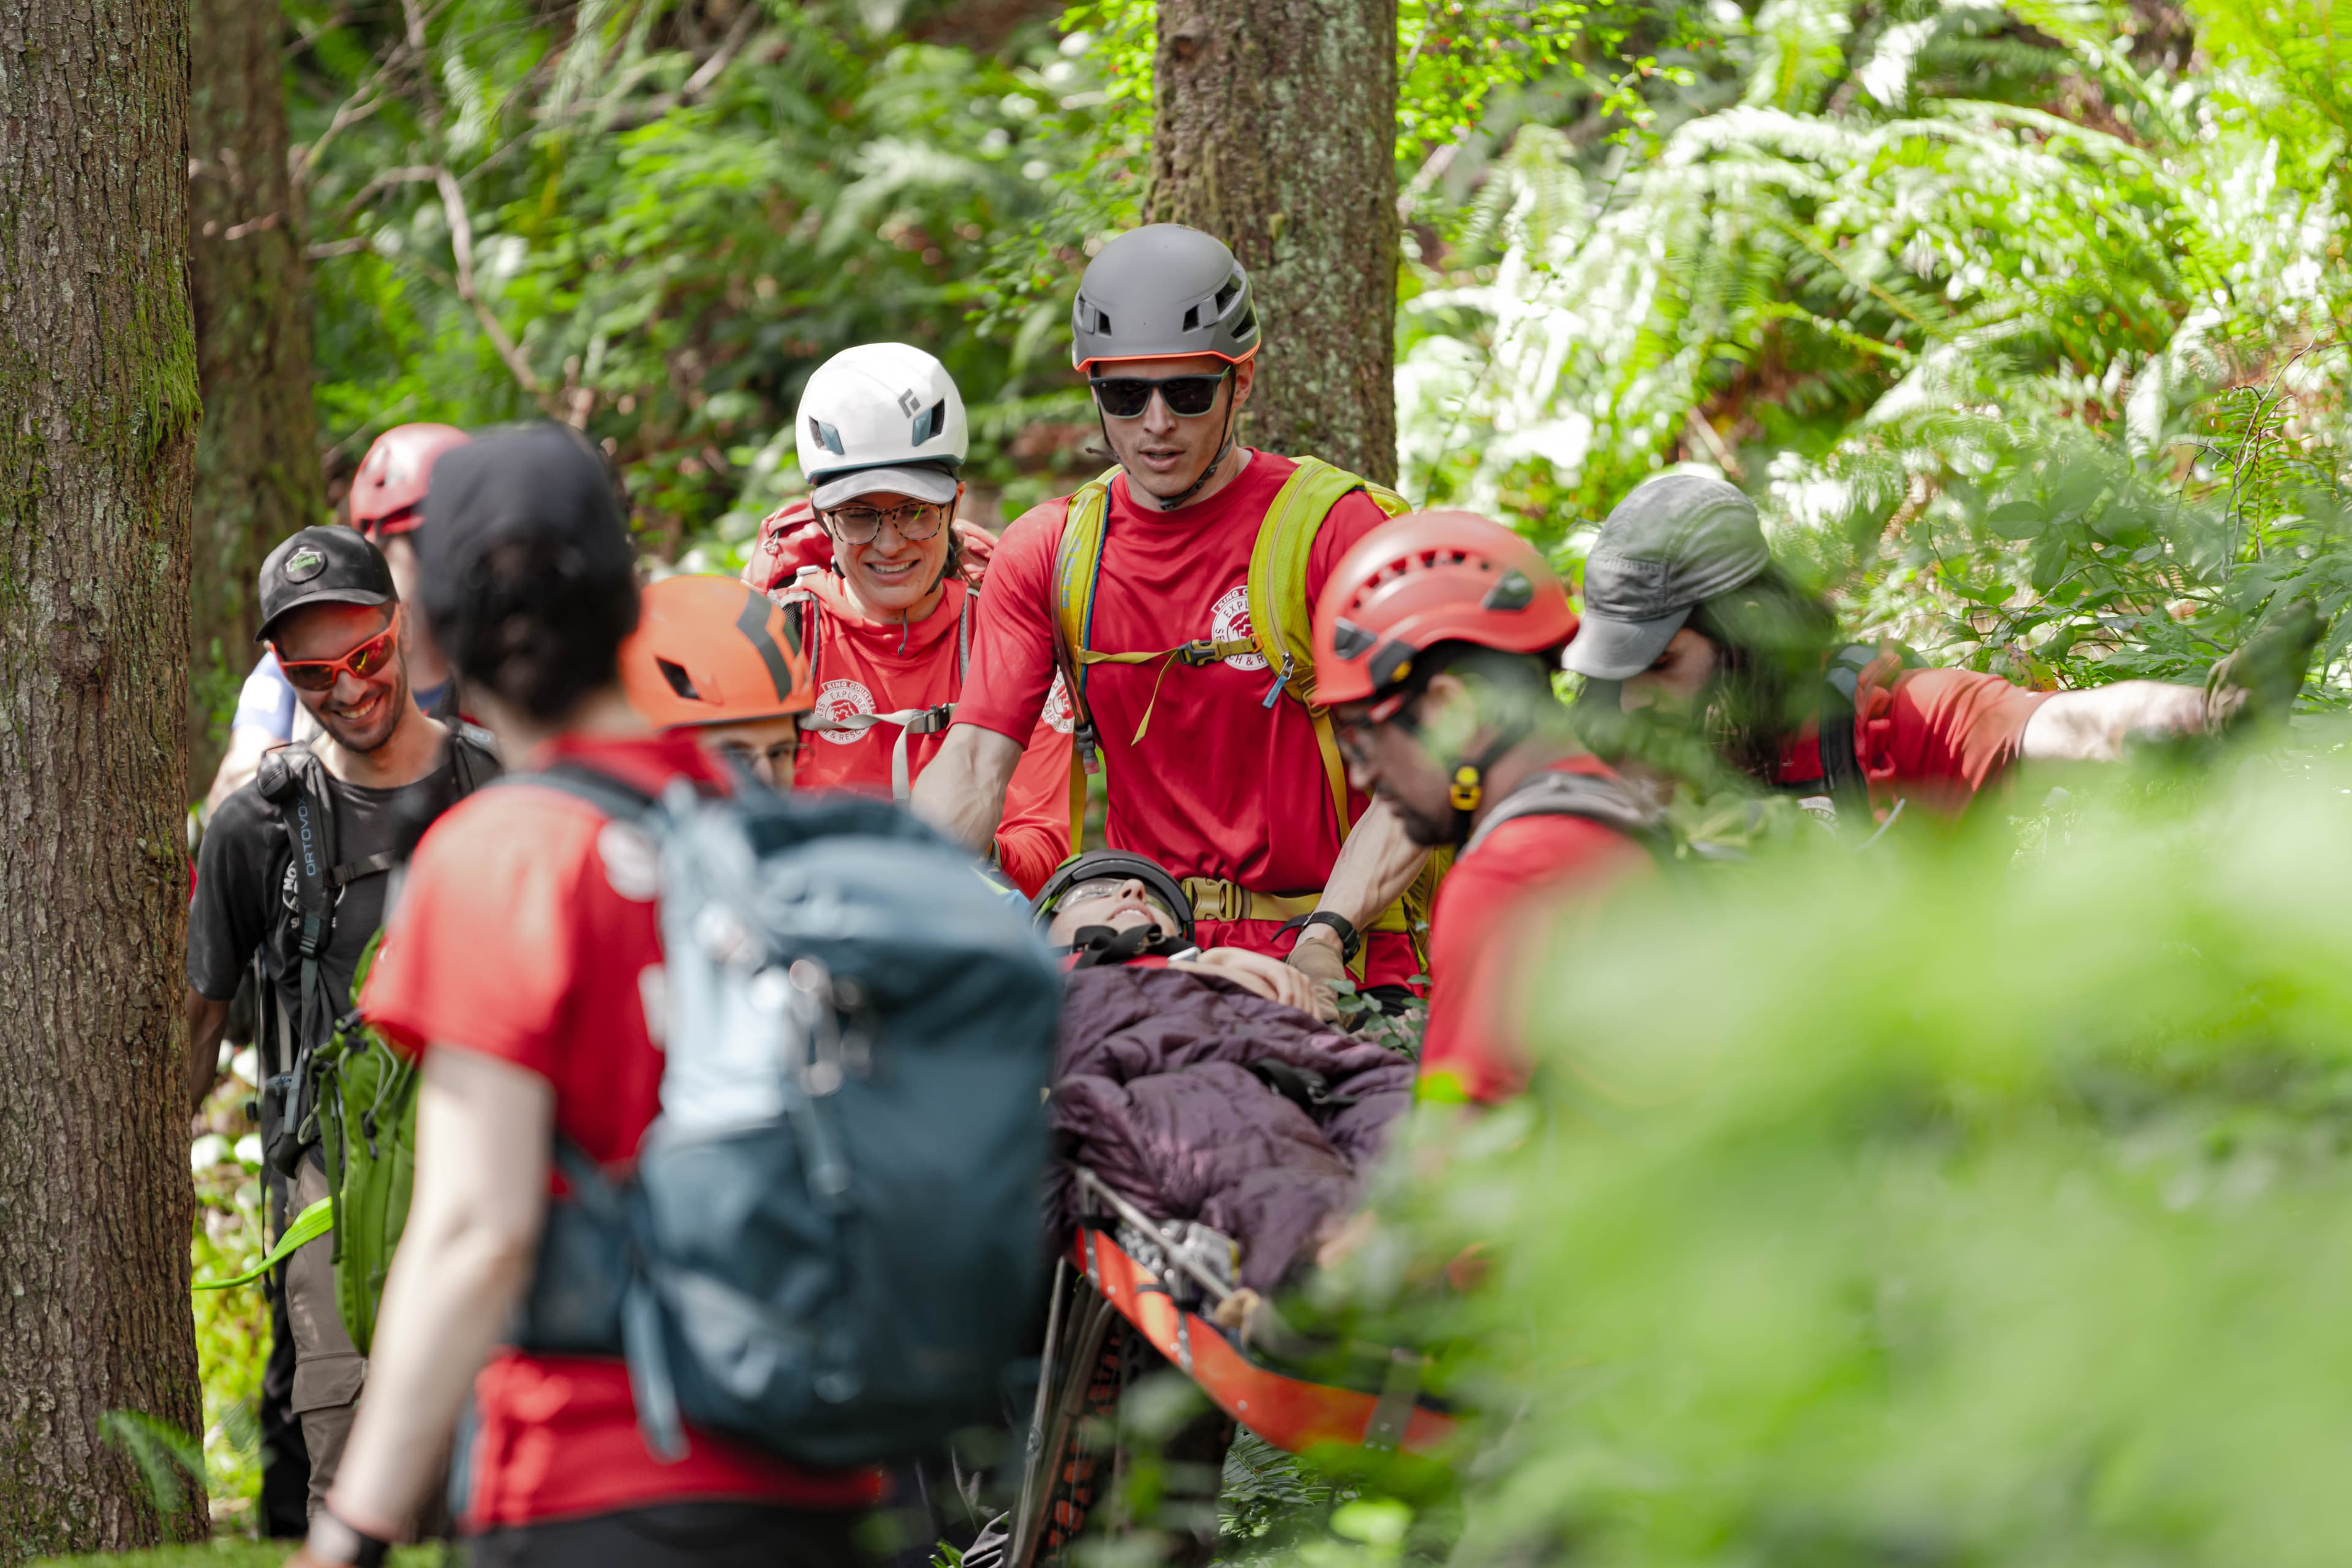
1684;562;1838;780
427;535;639;723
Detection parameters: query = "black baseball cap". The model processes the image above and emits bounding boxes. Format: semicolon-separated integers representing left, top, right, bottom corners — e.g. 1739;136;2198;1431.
418;423;636;613
1562;473;1774;681
255;526;398;643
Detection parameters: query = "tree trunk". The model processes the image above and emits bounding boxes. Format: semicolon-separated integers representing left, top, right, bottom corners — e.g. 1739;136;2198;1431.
188;0;320;782
1150;0;1401;486
0;0;207;1558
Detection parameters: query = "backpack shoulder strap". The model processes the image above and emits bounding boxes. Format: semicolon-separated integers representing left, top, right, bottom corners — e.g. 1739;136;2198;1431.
1049;469;1121;851
500;760;662;824
1050;468;1122;703
1246;456;1411;710
1461;767;1663;858
448;726;503;797
1244;458;1411;838
255;743;344;1085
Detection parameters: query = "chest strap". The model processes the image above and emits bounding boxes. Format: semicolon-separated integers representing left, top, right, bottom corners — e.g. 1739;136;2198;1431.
797;703;956;803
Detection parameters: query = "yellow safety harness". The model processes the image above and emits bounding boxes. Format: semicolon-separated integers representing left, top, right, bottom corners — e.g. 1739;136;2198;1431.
1048;458;1439;973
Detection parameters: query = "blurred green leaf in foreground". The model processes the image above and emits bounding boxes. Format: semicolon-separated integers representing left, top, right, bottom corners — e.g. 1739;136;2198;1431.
1335;736;2352;1565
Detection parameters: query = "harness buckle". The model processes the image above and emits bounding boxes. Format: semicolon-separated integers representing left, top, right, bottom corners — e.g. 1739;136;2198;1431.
1175;639;1224;667
1076;720;1102;775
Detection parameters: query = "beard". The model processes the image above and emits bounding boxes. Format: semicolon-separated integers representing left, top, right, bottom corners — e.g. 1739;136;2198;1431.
1389;794;1460;848
310;667;410;755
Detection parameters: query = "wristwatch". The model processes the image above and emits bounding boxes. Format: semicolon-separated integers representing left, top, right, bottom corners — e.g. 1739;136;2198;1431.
1290;911;1363;963
307;1506;393;1567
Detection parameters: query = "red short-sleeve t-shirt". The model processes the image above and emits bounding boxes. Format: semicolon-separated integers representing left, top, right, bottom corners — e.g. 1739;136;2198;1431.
954;451;1416;986
361;731;884;1529
1419;757;1654;1104
1774;664;2051;818
780;575;1071;896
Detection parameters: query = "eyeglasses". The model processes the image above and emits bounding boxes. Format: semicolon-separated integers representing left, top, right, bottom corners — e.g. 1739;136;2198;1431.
1088;369;1231;420
823;500;947;545
274;612;400;692
717;736;797;777
1331;693;1417;766
1057;876;1178;924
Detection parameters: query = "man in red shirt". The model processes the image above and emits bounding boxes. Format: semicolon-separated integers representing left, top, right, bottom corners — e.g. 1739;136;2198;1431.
1565;473;2323;824
742;343;1069;893
300;424;881;1568
911;226;1430;1003
1311;511;1656;1104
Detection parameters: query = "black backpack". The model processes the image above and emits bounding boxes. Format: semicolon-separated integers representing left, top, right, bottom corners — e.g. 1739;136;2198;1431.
255;727;499;1177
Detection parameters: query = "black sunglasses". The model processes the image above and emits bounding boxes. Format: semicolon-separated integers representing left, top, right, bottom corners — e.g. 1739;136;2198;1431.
1088;368;1231;420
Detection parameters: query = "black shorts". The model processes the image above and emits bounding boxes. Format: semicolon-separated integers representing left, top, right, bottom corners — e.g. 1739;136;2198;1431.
464;1501;875;1568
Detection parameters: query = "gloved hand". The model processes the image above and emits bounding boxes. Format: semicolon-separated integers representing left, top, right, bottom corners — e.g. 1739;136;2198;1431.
2206;597;2324;733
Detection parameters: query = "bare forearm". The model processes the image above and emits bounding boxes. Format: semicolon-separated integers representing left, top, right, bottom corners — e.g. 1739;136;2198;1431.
184;990;230;1114
910;723;1023;853
1314;799;1429;931
2021;682;2205;763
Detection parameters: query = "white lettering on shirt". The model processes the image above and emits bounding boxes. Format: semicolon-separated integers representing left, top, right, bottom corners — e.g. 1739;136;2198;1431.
813;678;876;746
1208;584;1268;671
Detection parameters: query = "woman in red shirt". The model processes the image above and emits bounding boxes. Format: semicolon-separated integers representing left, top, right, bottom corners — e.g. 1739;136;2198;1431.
298;424;884;1568
743;344;1069;894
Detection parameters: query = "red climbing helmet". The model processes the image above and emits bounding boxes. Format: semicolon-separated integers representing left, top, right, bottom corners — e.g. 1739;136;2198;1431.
1312;510;1579;707
619;575;815;731
349;423;471;538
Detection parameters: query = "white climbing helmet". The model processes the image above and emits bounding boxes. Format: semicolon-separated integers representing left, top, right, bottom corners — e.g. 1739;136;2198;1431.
794;342;969;510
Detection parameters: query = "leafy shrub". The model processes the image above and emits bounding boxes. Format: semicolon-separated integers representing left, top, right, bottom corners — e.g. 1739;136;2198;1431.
1327;741;2352;1565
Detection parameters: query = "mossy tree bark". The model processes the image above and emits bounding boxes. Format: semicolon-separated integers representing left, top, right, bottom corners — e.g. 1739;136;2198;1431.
0;0;207;1558
1150;0;1401;486
189;0;320;780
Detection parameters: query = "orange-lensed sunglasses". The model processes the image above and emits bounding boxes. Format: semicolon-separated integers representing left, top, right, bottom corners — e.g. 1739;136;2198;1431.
274;611;400;692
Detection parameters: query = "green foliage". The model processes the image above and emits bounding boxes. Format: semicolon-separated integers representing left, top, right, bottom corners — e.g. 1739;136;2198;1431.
187;1072;272;1535
94;1415;202;1526
1317;741;2352;1564
1395;0;2351;698
29;1546;442;1567
288;0;1113;550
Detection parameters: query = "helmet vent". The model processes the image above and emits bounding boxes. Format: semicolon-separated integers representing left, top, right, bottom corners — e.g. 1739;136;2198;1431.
912;398;948;445
1181;304;1203;332
656;658;703;701
808;417;846;456
1233;304;1258;342
1214;279;1240;314
1094;307;1114;334
1331;620;1376;660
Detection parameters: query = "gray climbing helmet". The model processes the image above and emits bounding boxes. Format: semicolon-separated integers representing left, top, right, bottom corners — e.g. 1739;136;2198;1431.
1070;224;1261;371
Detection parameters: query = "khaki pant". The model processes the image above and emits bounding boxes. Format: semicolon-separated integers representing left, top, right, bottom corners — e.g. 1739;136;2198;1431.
286;1160;366;1520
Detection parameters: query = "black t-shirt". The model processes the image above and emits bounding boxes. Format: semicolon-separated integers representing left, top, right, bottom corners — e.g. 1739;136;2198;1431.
189;736;500;1063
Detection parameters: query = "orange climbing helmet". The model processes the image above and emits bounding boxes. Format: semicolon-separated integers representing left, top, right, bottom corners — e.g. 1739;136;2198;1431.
619;575;814;730
1312;510;1578;707
349;423;472;538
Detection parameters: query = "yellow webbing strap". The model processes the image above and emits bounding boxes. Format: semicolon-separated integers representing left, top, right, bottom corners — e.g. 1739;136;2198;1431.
1052;468;1124;851
192;1197;334;1292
